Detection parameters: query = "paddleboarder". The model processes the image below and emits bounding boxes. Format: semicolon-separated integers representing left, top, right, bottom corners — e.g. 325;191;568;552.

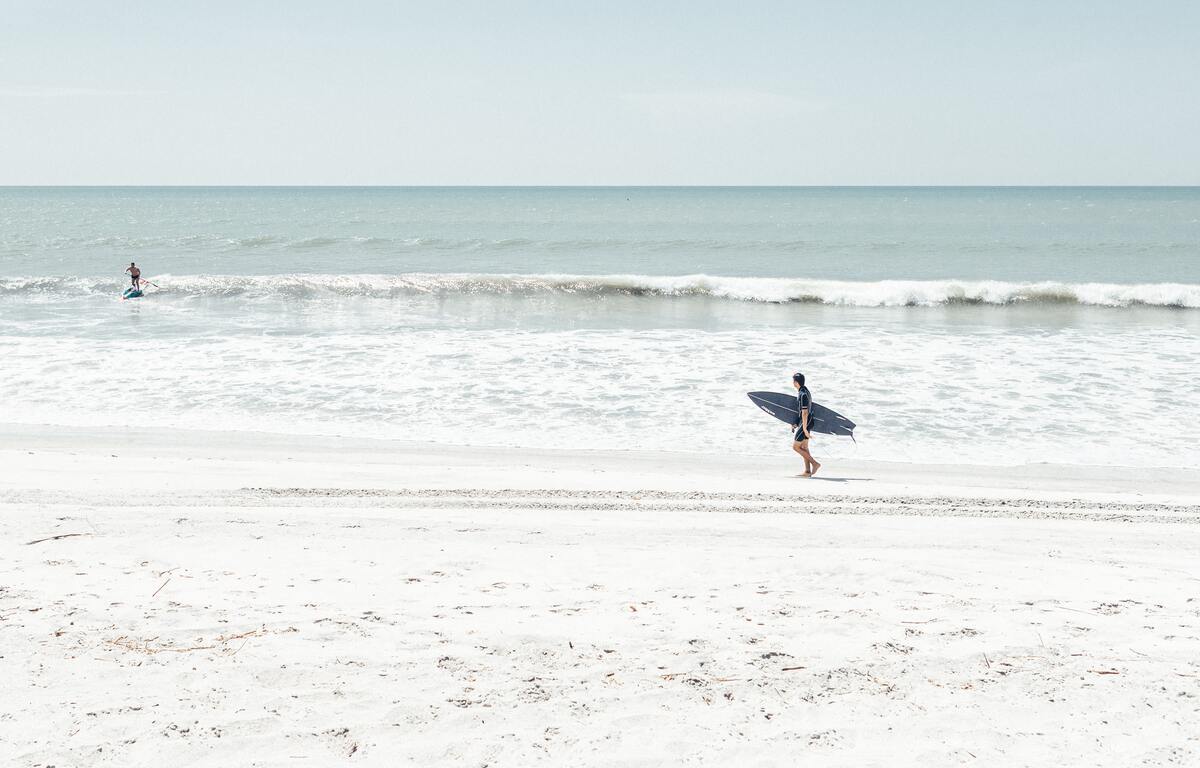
791;372;820;477
125;262;142;290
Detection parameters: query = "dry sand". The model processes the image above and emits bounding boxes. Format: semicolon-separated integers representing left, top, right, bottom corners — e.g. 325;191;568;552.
2;426;1199;766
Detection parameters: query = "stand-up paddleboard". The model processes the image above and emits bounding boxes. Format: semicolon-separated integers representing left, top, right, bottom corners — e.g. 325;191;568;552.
122;287;144;300
747;391;856;439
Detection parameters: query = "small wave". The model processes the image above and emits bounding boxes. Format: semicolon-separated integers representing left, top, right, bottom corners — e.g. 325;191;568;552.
231;235;281;248
2;273;1198;308
284;236;340;250
0;276;117;296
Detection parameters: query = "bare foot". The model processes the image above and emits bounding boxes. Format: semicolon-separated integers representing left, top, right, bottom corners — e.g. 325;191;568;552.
799;472;811;478
810;462;821;477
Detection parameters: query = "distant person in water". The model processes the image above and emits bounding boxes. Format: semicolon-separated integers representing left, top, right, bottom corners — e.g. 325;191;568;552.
125;262;141;289
791;372;820;477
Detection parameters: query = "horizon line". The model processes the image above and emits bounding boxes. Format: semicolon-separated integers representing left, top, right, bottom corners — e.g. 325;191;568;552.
2;184;1199;190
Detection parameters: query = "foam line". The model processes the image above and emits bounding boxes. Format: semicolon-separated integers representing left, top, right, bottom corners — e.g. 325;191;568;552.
3;273;1198;308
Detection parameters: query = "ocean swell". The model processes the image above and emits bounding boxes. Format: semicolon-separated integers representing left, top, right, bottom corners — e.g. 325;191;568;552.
2;273;1199;308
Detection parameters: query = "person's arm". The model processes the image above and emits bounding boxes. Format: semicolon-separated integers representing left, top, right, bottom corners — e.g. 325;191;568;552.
800;392;811;438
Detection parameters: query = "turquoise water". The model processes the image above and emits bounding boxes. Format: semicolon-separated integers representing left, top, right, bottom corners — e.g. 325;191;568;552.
2;186;1198;282
1;187;1197;467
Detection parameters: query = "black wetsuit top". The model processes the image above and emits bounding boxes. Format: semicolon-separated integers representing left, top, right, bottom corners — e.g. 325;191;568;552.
795;386;813;432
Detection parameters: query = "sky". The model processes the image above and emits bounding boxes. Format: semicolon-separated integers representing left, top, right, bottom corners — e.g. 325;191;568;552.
1;1;1198;185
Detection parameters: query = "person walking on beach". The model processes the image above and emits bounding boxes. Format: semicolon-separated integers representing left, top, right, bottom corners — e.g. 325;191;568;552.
125;262;142;289
791;372;820;477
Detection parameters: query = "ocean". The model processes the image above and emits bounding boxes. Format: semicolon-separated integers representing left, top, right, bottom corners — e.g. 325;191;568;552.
1;186;1197;468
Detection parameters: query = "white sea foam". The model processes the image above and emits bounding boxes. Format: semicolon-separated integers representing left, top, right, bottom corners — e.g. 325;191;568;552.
3;273;1199;308
3;324;1197;468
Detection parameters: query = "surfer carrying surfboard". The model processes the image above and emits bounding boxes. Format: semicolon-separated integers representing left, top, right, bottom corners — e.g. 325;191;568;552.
791;372;821;477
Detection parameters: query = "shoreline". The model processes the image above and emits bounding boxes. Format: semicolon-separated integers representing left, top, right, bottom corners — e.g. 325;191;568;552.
2;422;1199;505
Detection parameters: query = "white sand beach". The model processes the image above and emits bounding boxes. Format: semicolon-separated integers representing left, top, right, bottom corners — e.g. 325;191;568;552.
2;425;1199;766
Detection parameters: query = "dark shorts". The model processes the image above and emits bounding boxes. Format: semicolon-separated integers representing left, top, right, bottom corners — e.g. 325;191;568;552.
793;428;813;444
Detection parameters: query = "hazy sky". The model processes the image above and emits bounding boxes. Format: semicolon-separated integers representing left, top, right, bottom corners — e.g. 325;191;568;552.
2;1;1197;184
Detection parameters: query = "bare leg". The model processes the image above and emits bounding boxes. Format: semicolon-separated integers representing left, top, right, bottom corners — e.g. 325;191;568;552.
793;440;814;475
800;443;820;477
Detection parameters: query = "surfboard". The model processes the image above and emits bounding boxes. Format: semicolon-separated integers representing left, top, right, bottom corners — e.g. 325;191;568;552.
747;391;856;439
122;287;144;299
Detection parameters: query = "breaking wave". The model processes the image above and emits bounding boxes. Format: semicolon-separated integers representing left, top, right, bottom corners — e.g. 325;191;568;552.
2;273;1199;308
